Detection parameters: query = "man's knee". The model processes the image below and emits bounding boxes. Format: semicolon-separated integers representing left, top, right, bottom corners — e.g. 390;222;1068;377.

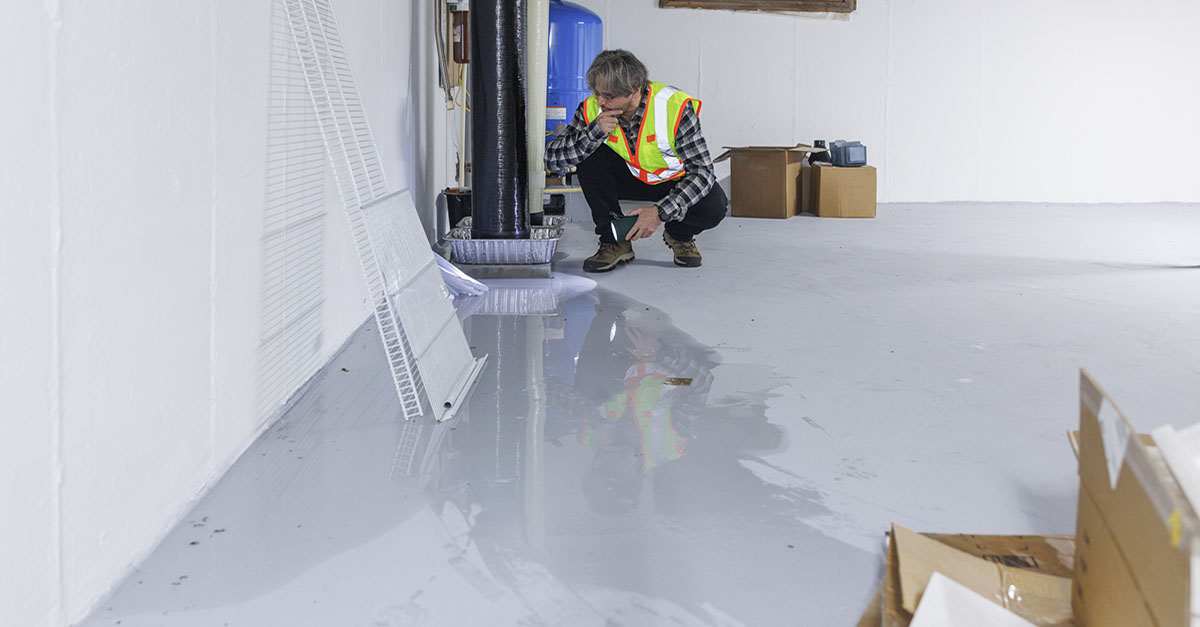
694;185;729;226
575;148;612;181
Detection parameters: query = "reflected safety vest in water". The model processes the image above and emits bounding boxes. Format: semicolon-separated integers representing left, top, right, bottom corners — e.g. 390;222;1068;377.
599;360;687;469
583;82;702;185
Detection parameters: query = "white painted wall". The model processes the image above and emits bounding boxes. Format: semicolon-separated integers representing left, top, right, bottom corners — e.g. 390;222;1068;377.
2;3;59;626
1;2;452;626
573;0;1200;203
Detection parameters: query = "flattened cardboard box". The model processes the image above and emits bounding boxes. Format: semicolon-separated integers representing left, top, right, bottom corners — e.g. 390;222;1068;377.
870;526;1075;627
811;162;876;218
862;531;1074;626
713;144;825;219
1072;371;1200;627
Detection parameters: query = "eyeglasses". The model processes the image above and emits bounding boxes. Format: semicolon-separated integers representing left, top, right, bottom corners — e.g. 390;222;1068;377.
594;89;635;101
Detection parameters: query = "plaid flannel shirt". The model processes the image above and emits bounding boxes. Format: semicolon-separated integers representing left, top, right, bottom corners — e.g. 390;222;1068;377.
544;84;716;222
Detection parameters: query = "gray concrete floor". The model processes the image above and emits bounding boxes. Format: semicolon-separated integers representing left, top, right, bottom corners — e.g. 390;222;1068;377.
83;203;1200;626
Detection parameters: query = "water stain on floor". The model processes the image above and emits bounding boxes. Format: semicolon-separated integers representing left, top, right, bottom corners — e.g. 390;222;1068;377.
83;285;875;627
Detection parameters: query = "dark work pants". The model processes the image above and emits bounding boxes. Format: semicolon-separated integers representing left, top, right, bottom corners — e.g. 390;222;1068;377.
576;145;728;243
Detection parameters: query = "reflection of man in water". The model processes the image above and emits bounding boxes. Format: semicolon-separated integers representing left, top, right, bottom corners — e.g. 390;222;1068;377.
446;290;841;625
581;325;713;514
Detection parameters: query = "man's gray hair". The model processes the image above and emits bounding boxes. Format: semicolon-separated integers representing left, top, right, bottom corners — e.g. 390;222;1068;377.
586;50;648;96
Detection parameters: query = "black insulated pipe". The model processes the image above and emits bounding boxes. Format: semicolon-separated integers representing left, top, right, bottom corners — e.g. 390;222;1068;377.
470;0;529;240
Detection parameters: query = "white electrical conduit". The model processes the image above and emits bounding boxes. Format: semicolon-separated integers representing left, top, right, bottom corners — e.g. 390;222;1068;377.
526;0;550;216
458;86;468;188
432;0;454;104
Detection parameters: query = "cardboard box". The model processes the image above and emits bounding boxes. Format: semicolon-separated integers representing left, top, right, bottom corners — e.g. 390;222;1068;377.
868;527;1075;627
811;162;876;218
713;144;824;219
1071;371;1199;627
860;371;1200;627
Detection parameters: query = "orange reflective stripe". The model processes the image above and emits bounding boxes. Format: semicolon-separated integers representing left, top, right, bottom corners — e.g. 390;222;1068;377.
671;98;699;145
633;89;650;152
625;96;651;171
626;165;686;184
650;169;686;183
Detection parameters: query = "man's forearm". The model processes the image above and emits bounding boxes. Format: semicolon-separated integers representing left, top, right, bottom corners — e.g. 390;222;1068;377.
544;113;607;172
655;164;715;222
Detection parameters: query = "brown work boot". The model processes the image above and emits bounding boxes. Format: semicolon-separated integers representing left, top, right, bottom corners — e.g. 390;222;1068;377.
663;232;701;267
583;240;635;273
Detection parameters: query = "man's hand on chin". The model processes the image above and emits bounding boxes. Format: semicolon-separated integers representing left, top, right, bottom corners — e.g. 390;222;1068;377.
594;109;621;135
626;205;663;241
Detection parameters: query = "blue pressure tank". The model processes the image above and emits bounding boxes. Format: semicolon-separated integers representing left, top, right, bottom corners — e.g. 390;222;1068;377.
546;0;602;145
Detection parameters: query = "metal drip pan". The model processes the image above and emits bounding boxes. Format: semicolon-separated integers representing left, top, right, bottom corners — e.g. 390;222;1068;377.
447;225;563;265
454;215;566;228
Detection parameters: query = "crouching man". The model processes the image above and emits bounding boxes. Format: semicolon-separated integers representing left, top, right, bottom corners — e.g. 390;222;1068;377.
545;49;727;272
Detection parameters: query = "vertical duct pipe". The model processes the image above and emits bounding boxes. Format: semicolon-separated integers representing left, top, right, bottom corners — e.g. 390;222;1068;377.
470;0;529;240
526;0;550;223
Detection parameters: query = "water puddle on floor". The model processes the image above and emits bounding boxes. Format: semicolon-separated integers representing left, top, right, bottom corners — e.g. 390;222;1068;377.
84;278;875;627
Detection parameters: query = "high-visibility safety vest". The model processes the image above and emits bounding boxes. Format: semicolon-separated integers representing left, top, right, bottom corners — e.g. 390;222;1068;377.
583;81;702;185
